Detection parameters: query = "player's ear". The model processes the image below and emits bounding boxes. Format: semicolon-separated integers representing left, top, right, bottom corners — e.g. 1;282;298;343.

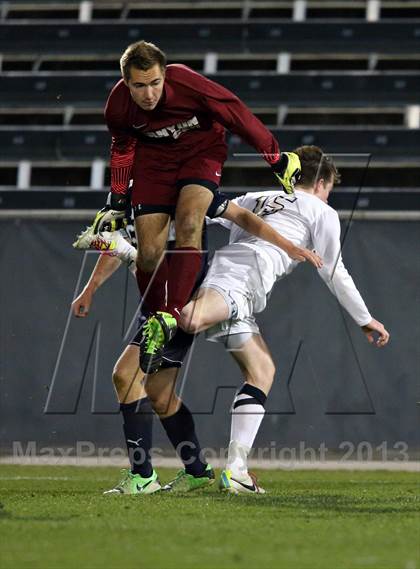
314;178;325;195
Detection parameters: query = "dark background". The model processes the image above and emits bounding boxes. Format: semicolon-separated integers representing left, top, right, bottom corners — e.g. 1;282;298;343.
1;218;418;457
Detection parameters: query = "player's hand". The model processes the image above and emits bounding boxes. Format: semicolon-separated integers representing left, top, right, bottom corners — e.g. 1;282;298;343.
71;288;93;318
362;318;390;347
271;152;301;194
287;245;323;268
92;192;128;234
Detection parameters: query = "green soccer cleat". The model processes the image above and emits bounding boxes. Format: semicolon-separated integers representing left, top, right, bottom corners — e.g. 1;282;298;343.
162;465;215;493
271;151;301;194
103;469;161;495
139;311;178;374
219;469;266;495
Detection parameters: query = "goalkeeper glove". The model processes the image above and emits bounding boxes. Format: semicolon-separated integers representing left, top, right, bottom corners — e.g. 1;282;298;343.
271;152;301;194
92;192;128;234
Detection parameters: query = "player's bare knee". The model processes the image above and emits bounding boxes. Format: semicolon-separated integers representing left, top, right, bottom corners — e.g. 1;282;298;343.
179;309;202;334
137;246;163;273
175;216;202;245
112;365;131;394
146;390;171;416
245;359;275;393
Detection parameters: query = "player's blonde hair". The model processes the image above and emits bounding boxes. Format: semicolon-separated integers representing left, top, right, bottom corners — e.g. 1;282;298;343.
120;41;167;81
294;145;341;188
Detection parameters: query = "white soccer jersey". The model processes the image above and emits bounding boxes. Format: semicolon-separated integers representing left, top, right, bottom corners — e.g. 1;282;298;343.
210;189;372;327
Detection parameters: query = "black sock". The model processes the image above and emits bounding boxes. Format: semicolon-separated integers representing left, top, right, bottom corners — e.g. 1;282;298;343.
160;402;207;476
120;398;153;478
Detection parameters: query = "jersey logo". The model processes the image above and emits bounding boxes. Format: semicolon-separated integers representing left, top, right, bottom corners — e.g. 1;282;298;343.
143;116;200;140
132;123;147;129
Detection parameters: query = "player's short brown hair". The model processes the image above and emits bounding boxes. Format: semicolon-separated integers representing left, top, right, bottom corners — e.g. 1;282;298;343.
120;40;167;81
293;145;341;188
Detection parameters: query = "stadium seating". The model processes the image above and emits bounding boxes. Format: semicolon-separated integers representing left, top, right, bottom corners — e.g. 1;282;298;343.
1;127;419;160
0;0;419;193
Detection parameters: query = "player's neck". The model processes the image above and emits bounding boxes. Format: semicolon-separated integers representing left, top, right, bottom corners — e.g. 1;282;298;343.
295;185;315;195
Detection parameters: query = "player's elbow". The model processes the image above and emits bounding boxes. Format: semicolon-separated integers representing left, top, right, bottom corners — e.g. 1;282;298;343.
236;210;254;233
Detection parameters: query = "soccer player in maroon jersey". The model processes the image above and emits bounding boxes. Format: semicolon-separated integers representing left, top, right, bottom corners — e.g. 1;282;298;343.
95;40;301;374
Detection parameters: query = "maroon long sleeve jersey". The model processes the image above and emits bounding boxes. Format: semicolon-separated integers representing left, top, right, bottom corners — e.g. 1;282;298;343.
105;64;280;195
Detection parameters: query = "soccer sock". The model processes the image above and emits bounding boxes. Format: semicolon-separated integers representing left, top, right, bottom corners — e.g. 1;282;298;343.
160;402;208;476
120;398;154;478
166;247;202;322
113;237;137;266
227;383;267;479
136;256;168;314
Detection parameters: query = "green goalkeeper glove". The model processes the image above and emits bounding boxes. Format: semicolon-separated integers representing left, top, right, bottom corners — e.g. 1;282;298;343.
92;193;128;234
271;152;301;194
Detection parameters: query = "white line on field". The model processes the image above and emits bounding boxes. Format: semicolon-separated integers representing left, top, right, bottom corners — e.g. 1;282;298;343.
0;476;71;481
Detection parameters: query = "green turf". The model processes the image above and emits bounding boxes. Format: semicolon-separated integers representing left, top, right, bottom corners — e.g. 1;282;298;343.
0;465;418;569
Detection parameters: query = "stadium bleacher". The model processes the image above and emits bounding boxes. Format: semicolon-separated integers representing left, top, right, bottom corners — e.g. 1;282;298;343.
0;0;419;197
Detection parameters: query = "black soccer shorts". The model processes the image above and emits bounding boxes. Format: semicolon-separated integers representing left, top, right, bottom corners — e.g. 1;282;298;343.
130;324;195;369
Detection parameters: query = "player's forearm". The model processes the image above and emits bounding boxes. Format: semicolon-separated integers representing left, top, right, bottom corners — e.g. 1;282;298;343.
109;134;137;195
85;255;122;294
236;209;295;254
319;262;372;326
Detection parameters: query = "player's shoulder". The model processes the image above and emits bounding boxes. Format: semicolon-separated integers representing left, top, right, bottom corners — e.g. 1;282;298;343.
105;79;131;121
240;189;274;200
166;63;206;84
317;198;338;222
107;78;129;100
296;190;337;218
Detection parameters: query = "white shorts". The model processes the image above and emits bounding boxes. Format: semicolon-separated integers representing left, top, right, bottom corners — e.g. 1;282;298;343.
201;242;278;346
200;242;277;321
205;315;261;346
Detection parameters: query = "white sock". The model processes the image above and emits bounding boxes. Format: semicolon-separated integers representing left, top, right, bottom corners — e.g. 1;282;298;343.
114;235;137;265
226;383;266;480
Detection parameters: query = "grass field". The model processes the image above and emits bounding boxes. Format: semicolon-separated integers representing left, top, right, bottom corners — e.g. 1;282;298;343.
0;465;418;569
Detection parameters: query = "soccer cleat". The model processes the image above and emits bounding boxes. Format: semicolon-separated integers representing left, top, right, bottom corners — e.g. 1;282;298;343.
73;225;120;252
219;469;266;495
139;311;178;374
162;465;215;493
271;152;301;194
73;226;137;267
103;469;161;495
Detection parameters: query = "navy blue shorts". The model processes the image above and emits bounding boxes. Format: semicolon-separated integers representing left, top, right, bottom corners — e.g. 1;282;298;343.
130;324;195;369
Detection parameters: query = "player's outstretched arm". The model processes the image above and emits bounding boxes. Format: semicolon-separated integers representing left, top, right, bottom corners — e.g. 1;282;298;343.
71;255;122;318
362;318;390;347
221;201;323;269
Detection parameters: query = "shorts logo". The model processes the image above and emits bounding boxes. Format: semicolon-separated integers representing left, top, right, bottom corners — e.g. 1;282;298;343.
215;171;222;177
144;116;200;140
132;123;147;129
